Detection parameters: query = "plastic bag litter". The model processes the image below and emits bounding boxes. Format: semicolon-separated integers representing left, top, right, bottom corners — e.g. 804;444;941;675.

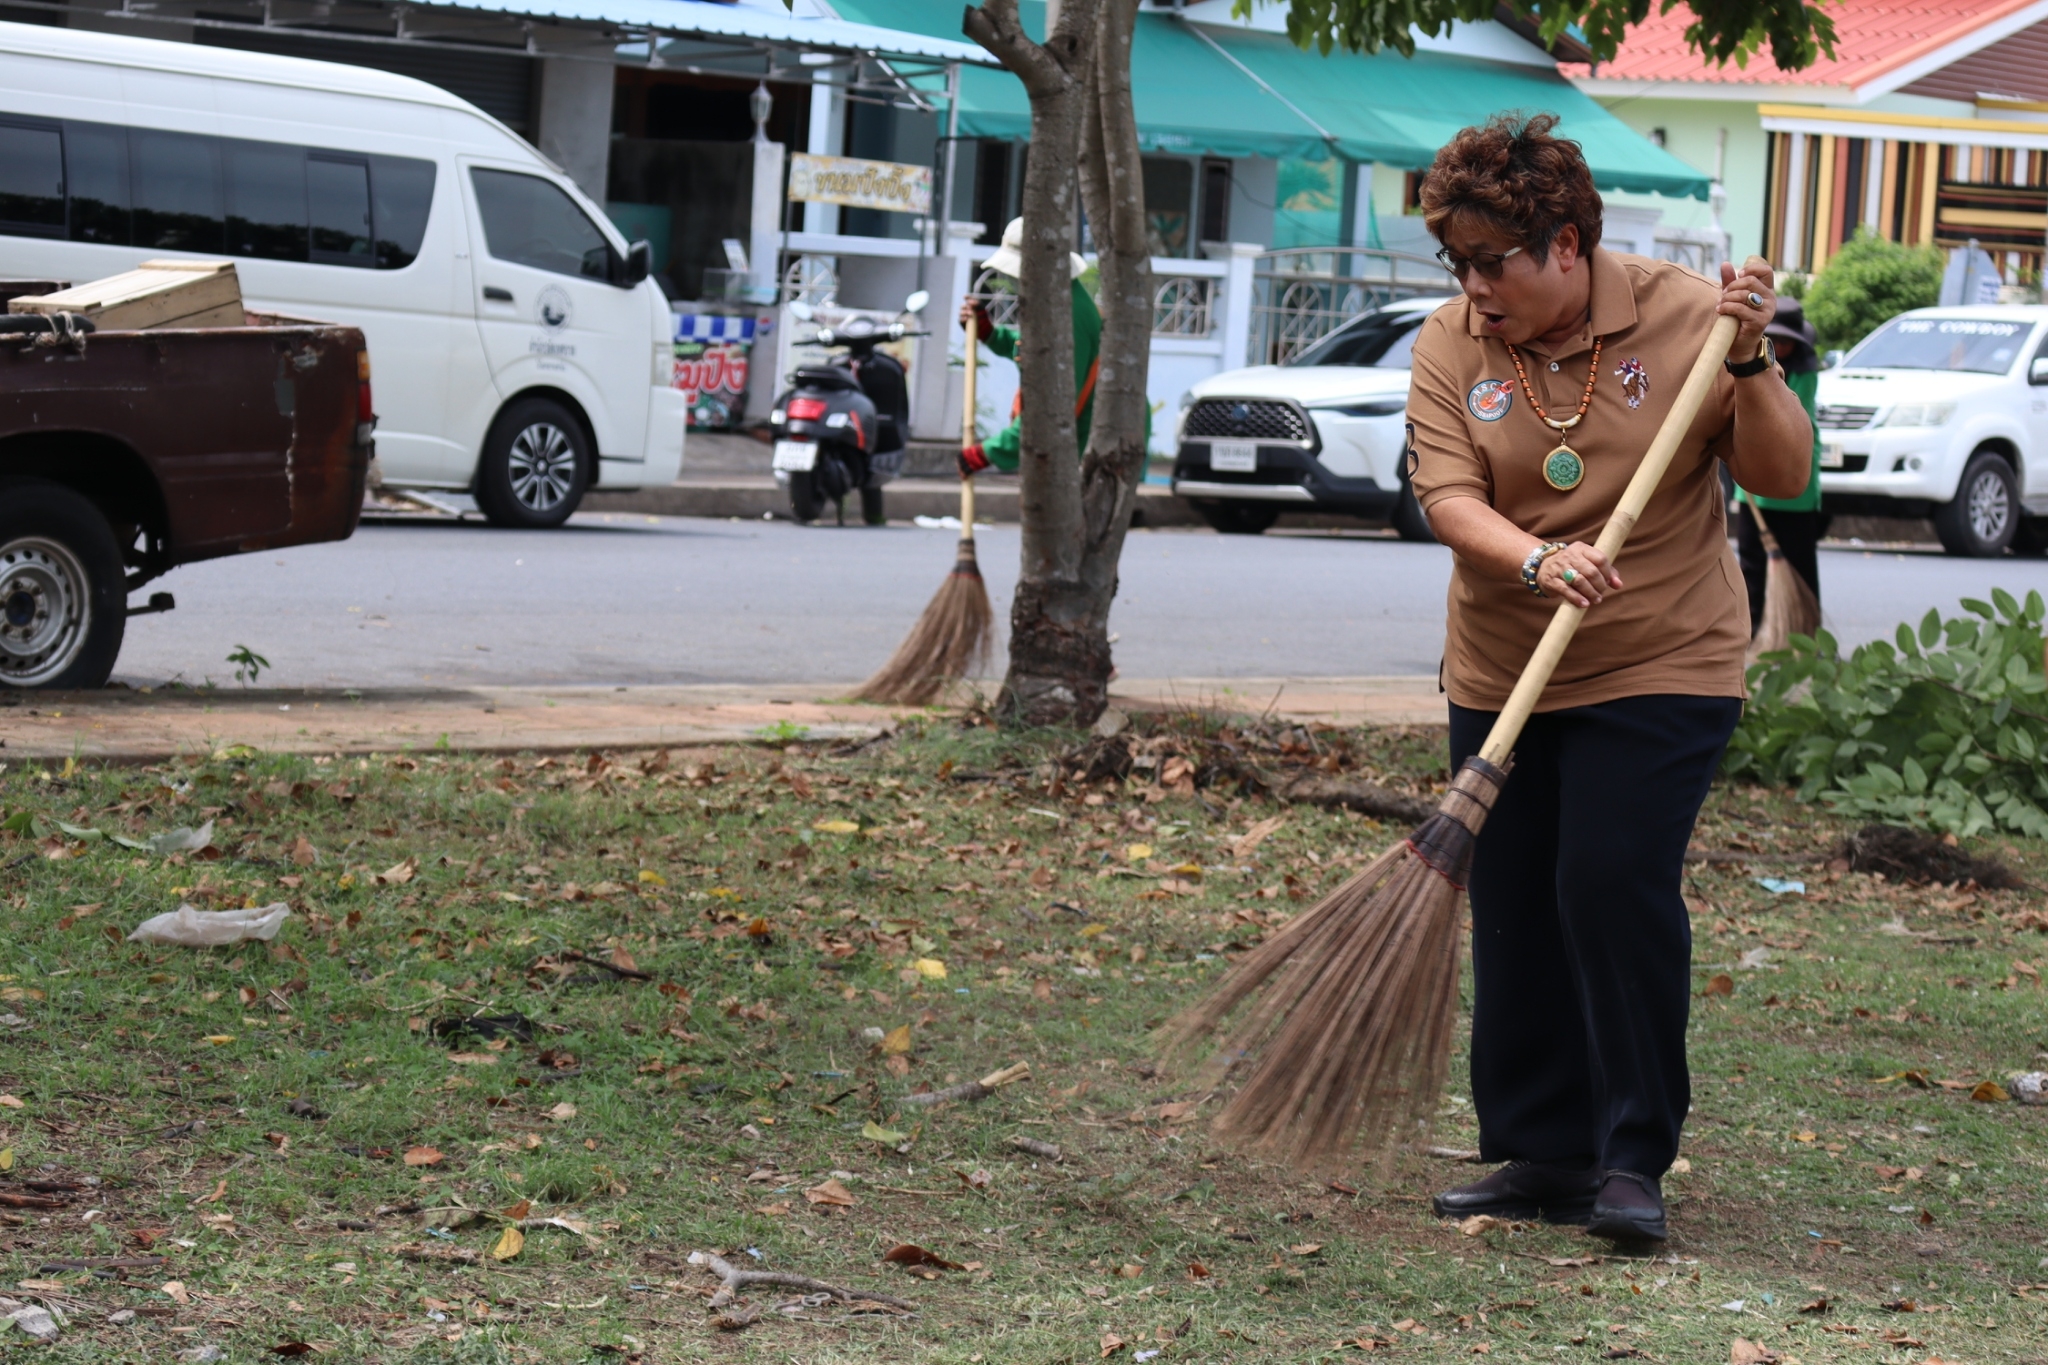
127;902;290;946
148;820;215;855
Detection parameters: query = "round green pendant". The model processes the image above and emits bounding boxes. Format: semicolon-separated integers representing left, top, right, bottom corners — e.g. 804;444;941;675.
1542;444;1585;491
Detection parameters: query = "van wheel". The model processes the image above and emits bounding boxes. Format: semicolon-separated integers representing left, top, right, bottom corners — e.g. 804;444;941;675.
1391;481;1437;543
476;398;589;528
1198;502;1279;535
1933;450;2018;557
0;479;126;690
789;472;824;524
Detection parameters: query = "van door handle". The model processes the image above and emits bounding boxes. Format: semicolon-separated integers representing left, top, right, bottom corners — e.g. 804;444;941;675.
483;286;513;302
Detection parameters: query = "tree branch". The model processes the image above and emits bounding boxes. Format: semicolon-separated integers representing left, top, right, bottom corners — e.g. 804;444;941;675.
686;1251;917;1312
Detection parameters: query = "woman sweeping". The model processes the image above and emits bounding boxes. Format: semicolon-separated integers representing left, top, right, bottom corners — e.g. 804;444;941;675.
1403;115;1814;1242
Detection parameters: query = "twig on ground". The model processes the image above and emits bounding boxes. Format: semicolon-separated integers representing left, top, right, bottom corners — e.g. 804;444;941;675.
1422;1146;1483;1162
1273;772;1434;824
686;1251;915;1312
900;1061;1030;1107
559;950;654;981
1009;1135;1062;1161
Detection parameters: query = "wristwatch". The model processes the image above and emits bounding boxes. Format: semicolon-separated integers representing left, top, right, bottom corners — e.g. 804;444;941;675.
1725;335;1777;379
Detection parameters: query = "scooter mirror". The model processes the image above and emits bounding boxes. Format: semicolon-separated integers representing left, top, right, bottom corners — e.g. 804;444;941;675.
815;328;837;346
903;289;930;315
788;301;816;322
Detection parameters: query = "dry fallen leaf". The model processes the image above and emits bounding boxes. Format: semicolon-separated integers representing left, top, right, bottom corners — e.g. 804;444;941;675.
1669;1157;1693;1174
0;1095;22;1109
1288;1243;1324;1256
373;857;417;886
491;1226;524;1261
1704;973;1735;998
1729;1339;1779;1365
1457;1215;1500;1237
447;1053;499;1067
805;1178;857;1208
1187;1261;1210;1279
882;1243;964;1270
161;1280;191;1305
754;1201;793;1216
402;1146;444;1167
548;1102;578;1122
1229;815;1286;860
1099;1333;1127;1358
1972;1080;2010;1103
290;836;319;867
880;1024;914;1056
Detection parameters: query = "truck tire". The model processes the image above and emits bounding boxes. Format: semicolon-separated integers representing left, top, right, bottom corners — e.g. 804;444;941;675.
789;471;824;524
1932;449;2019;557
1198;502;1279;535
1391;481;1437;543
476;398;590;529
0;479;126;690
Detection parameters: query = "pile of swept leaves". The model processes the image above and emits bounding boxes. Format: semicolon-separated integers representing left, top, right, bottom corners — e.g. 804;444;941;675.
1727;590;2048;837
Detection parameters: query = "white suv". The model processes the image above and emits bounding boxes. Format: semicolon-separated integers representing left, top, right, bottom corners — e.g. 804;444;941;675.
1816;305;2048;557
1171;296;1457;538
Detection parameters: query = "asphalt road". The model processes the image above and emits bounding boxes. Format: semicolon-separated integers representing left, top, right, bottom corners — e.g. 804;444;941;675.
111;511;2048;690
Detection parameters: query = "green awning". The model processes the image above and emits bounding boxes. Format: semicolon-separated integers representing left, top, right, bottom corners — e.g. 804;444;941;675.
828;0;1332;160
1200;26;1711;200
826;0;1709;200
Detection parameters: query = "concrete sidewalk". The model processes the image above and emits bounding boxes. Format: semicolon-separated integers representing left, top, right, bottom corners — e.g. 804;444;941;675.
0;676;1444;763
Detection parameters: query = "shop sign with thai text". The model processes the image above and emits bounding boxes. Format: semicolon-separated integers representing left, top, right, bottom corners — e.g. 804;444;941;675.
787;153;931;215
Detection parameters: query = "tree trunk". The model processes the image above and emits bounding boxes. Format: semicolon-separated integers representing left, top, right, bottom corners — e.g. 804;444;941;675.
967;0;1149;729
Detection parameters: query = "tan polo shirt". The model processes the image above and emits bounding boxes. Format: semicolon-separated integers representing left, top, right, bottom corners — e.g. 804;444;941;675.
1407;248;1748;712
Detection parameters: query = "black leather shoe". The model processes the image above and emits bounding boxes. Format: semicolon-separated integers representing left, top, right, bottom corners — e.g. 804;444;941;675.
1586;1170;1667;1242
1431;1160;1598;1224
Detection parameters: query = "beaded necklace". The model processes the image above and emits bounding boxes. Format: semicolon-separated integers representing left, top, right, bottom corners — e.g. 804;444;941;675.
1505;336;1602;492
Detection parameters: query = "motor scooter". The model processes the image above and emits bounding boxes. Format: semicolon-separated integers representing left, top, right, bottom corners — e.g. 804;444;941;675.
769;290;928;525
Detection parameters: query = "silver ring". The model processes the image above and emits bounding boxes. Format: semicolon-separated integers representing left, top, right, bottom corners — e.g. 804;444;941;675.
1747;291;1764;309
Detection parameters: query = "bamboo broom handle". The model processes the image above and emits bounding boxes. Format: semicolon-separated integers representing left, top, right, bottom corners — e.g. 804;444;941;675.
1476;307;1744;768
959;312;979;544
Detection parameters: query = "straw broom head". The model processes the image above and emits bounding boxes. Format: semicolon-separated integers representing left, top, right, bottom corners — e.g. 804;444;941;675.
1744;502;1820;662
851;538;993;706
1156;757;1509;1170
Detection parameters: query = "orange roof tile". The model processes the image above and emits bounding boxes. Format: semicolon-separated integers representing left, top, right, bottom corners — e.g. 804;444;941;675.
1559;0;2043;89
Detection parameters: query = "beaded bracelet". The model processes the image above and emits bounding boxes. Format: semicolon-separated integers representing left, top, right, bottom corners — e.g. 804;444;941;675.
1520;541;1566;596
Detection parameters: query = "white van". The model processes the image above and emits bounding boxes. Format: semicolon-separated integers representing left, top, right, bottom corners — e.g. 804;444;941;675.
0;21;684;527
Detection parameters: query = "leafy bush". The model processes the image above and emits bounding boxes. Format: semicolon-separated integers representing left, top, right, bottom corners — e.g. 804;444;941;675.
1725;591;2048;838
1802;229;1944;353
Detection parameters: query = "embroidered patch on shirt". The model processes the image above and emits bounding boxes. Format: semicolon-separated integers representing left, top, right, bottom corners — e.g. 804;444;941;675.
1617;357;1649;409
1466;378;1513;422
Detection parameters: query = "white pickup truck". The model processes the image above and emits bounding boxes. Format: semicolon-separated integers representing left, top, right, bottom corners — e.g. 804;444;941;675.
1815;305;2048;557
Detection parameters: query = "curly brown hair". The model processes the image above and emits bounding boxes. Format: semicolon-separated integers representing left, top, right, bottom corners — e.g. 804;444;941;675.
1419;113;1602;263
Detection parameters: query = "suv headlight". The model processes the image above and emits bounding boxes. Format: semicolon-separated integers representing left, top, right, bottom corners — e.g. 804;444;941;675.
1878;402;1954;428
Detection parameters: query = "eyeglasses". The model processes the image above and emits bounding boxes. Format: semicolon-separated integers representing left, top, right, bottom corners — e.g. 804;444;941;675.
1435;245;1524;281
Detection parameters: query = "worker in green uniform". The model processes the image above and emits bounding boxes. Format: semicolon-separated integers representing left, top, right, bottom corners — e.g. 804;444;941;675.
1735;299;1825;627
958;217;1102;475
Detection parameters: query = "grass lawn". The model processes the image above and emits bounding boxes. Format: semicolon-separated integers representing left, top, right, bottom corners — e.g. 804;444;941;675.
1;712;2044;1364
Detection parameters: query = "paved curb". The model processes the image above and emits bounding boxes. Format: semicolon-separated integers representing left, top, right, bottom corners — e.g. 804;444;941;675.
1;676;1443;763
582;477;1211;527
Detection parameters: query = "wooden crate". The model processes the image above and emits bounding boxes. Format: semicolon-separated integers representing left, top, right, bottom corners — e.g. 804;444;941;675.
9;260;244;331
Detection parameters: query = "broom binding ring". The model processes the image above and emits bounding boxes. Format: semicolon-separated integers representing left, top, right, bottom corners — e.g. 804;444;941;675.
1406;756;1511;889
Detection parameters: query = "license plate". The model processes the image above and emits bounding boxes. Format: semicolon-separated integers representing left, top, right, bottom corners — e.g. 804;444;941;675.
772;440;818;472
1819;438;1844;469
1210;440;1257;472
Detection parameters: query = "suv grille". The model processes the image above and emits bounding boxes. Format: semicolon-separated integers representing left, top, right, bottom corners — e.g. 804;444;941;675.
1185;399;1310;444
1816;404;1877;431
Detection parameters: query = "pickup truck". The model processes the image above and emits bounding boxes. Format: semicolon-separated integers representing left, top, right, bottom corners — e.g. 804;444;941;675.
0;297;371;689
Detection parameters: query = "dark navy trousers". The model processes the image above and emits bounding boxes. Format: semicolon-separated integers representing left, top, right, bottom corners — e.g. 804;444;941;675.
1448;694;1741;1177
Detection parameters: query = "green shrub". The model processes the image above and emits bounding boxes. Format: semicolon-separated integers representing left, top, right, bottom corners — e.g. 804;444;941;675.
1802;229;1944;353
1725;591;2048;838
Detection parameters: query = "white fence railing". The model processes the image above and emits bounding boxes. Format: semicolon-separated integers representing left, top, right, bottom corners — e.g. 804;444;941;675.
1248;247;1448;367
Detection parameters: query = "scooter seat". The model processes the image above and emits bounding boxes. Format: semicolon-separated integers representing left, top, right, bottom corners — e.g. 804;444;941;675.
793;366;860;392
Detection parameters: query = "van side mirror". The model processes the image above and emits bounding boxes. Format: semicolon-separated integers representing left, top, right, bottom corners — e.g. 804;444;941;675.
615;240;652;288
2031;356;2048;385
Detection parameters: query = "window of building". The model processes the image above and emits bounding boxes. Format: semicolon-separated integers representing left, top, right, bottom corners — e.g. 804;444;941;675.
471;167;611;280
1200;158;1231;244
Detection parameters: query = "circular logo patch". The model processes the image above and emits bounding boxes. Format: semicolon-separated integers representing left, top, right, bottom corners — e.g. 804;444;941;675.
536;285;573;332
1467;378;1513;422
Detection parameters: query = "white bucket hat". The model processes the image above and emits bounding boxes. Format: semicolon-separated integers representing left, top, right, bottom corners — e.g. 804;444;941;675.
981;217;1089;281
